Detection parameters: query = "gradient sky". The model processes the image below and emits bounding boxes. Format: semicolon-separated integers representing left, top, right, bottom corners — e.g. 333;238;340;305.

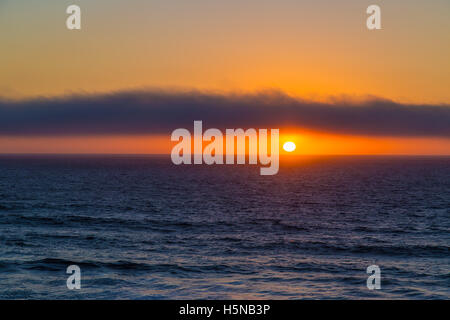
0;0;449;154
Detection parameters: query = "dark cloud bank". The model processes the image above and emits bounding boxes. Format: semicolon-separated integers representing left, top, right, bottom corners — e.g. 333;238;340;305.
0;90;449;137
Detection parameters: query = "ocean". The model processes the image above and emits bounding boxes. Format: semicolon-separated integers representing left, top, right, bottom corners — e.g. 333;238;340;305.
0;155;448;299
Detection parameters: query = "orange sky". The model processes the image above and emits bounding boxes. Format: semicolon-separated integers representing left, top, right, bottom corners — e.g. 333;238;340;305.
0;132;449;155
1;1;450;103
0;1;449;154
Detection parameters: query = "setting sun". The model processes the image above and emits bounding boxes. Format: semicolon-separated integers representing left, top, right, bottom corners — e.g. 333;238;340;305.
283;141;296;152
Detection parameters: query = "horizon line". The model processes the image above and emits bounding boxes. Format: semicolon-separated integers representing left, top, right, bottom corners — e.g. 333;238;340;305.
0;153;449;157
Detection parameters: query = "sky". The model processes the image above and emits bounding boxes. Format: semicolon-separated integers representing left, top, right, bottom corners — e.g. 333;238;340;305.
0;0;449;154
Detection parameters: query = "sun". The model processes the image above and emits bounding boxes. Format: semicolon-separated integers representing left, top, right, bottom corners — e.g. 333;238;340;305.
283;141;296;152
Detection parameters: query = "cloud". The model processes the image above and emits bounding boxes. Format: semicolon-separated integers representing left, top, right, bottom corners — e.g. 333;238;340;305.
0;90;449;137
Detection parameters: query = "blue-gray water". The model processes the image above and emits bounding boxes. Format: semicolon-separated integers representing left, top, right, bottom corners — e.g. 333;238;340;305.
0;155;448;299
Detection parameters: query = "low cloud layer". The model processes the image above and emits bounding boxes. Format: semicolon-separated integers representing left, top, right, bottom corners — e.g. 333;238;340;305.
0;90;449;137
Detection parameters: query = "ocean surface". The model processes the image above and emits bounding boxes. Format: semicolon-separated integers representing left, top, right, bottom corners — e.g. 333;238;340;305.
0;155;448;299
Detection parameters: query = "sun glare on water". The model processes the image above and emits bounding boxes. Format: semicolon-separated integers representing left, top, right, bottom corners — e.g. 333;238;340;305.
283;141;296;152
